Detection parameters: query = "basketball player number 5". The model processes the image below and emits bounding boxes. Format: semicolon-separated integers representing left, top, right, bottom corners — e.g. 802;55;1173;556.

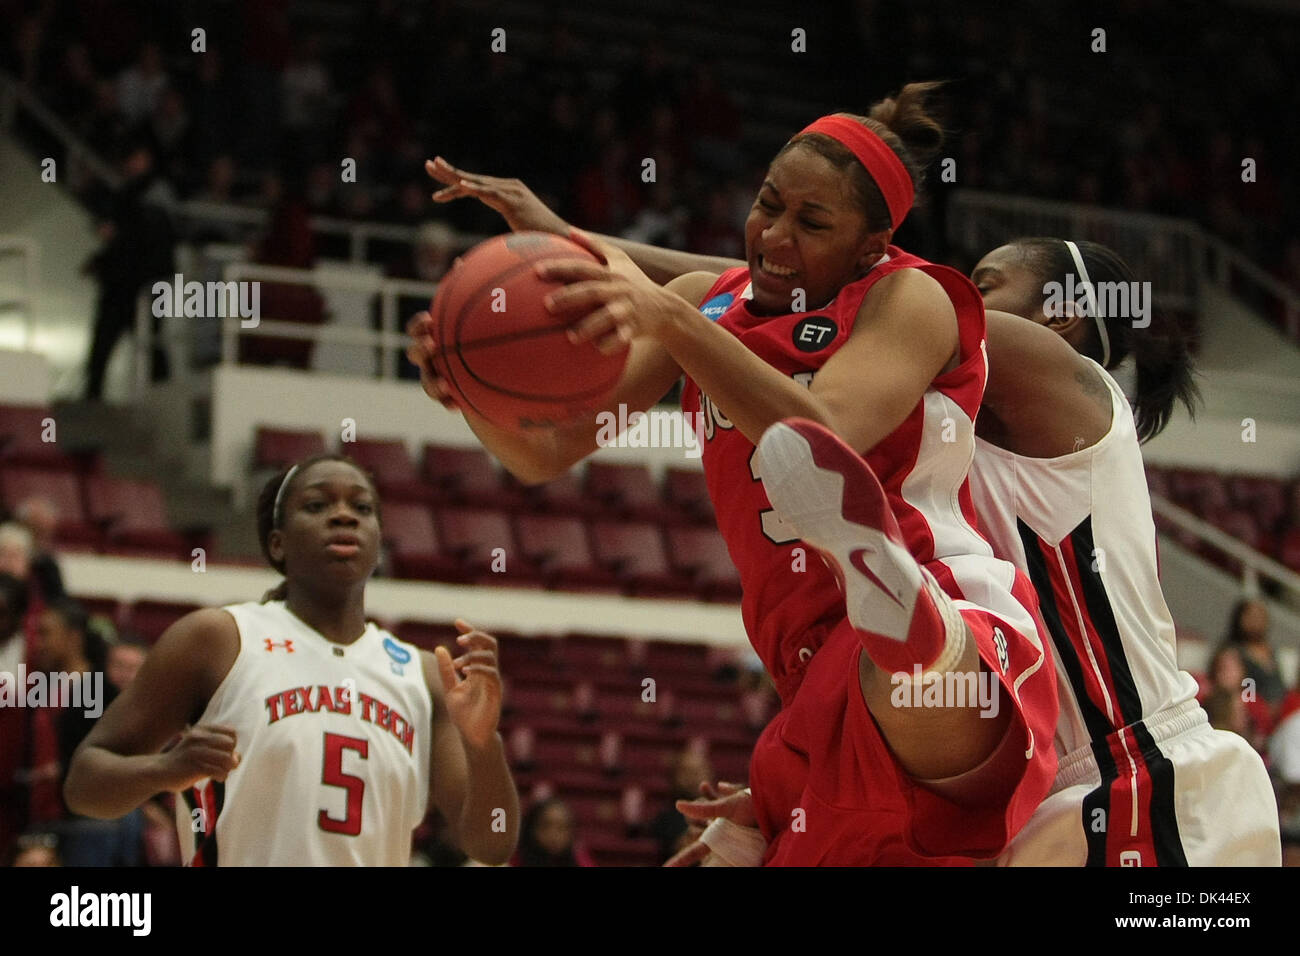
319;732;368;836
749;449;800;545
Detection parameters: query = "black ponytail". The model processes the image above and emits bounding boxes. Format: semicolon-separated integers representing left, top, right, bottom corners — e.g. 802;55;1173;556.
1011;237;1201;443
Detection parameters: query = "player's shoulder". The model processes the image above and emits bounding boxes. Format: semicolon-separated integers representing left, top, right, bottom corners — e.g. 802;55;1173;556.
168;606;241;644
858;264;953;316
667;270;725;308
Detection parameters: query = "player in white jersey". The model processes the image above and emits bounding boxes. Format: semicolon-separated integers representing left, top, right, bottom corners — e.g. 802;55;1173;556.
65;455;519;865
968;237;1279;865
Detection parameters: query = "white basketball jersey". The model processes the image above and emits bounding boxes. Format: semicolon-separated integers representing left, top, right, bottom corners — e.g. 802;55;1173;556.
175;601;432;866
968;359;1200;759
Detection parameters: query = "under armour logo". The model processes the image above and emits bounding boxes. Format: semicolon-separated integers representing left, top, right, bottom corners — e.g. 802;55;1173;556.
264;639;295;653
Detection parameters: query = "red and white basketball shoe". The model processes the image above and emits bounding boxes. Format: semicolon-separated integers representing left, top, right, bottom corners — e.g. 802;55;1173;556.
755;418;967;676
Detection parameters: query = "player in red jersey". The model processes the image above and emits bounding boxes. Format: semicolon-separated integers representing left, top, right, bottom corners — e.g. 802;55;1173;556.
410;83;1058;864
438;179;1279;865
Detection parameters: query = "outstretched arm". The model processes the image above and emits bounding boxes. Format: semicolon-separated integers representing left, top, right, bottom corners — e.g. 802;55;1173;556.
426;157;745;283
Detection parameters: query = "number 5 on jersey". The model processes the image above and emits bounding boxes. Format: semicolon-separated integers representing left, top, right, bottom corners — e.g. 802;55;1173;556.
319;732;368;836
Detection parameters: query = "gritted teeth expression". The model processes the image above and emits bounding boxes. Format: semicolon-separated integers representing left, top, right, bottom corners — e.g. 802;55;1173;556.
743;145;877;315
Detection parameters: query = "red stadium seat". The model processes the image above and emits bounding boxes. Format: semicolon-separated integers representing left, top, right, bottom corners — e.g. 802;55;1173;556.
83;475;189;557
124;600;202;644
514;514;620;592
552;633;630;675
391;619;460;652
0;405;79;469
665;526;742;601
662;467;715;524
588;521;693;597
0;468;99;549
434;507;540;585
379;501;466;582
531;468;607;518
1278;528;1300;572
253;426;327;472
348;438;434;503
421;444;522;508
502;677;575;721
586;462;677;523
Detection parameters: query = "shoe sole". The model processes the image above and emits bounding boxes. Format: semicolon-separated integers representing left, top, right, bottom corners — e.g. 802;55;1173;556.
756;420;945;672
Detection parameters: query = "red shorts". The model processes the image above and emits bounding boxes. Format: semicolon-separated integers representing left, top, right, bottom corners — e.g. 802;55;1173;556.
750;575;1058;866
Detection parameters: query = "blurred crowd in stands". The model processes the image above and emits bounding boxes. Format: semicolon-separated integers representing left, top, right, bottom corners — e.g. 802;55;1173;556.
2;0;1296;285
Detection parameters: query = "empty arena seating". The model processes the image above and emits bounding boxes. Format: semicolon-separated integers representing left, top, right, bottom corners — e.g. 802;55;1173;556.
65;597;767;868
1146;465;1300;573
253;426;328;472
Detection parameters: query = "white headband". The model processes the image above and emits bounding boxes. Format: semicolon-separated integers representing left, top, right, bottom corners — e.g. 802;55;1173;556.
272;463;301;527
1064;240;1111;368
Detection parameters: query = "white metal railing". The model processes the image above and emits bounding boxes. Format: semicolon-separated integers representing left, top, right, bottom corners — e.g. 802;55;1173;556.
0;235;39;349
0;70;122;189
171;200;478;264
132;262;437;398
1151;493;1300;605
947;189;1300;339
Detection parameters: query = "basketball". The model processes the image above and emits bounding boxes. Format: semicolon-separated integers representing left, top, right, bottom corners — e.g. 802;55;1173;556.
428;231;628;430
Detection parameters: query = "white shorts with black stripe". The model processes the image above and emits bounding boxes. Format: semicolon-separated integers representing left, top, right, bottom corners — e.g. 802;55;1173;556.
997;699;1281;866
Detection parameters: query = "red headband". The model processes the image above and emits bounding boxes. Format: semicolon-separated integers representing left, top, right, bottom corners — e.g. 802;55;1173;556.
798;115;914;229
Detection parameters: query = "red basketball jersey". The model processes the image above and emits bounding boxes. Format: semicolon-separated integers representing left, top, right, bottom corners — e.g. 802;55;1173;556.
681;248;1030;704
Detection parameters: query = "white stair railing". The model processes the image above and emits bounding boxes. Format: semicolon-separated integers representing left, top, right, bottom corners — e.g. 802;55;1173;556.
1151;493;1300;605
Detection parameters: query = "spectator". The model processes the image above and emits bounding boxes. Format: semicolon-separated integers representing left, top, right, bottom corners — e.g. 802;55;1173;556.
1202;644;1268;749
280;34;332;141
0;574;33;862
240;177;326;367
1224;598;1287;710
513;797;595;867
105;638;147;692
14;498;66;605
649;748;713;863
82;141;176;400
115;41;169;127
35;598;141;867
9;831;61;867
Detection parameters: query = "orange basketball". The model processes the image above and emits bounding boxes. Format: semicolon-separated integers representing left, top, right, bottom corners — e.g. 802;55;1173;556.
429;232;628;430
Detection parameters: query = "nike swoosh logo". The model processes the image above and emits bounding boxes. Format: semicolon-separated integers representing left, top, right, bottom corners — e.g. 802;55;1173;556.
848;547;905;608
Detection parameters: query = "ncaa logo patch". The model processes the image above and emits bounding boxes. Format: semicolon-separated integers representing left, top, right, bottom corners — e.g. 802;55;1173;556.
384;636;412;675
992;626;1009;673
699;293;734;321
792;316;837;352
